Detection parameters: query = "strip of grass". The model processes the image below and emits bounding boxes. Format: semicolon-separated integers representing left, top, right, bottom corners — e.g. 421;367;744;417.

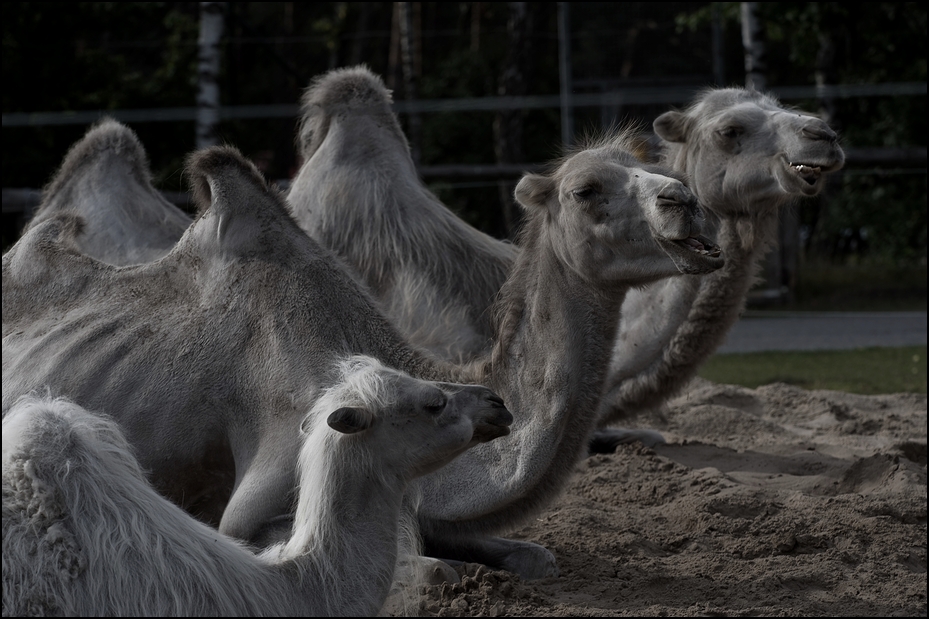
698;346;927;395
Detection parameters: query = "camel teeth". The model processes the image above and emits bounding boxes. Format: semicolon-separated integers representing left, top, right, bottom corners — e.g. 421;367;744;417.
791;163;822;175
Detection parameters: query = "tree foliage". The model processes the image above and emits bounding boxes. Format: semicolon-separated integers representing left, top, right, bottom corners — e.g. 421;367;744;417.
3;2;925;264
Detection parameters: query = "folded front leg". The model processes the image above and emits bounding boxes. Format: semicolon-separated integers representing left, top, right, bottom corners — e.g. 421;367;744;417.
423;534;559;580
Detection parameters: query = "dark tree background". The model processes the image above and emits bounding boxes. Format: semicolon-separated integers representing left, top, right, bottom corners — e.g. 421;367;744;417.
3;2;925;269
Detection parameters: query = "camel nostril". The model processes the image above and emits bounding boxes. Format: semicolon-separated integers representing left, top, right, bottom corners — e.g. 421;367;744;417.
656;195;682;209
802;126;837;142
486;393;506;407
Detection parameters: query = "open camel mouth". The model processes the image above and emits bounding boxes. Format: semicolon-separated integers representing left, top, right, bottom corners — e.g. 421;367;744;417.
679;235;722;258
657;233;724;275
790;162;823;186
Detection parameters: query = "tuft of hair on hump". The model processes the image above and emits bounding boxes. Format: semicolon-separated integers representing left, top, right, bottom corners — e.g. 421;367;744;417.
35;212;87;248
297;65;394;154
41;117;152;203
301;64;393;112
184;145;272;216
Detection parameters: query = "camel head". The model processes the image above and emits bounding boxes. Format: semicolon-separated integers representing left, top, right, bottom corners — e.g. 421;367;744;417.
654;87;845;217
304;356;513;480
514;131;724;286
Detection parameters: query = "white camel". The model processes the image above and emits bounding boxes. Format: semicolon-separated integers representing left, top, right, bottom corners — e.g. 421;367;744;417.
288;66;516;361
595;85;845;439
22;117;191;266
3;140;720;580
287;66;844;447
1;355;511;617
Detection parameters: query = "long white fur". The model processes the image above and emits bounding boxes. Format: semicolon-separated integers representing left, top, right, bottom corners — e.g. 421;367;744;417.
1;355;428;617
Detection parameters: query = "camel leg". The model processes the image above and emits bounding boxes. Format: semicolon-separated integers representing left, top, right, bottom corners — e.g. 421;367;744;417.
423;535;559;580
588;427;667;454
219;455;297;546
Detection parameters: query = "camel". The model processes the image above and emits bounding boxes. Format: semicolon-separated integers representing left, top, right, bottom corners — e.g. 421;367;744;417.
288;67;844;446
22;117;192;266
1;356;512;617
288;65;516;361
595;86;845;437
3;140;721;580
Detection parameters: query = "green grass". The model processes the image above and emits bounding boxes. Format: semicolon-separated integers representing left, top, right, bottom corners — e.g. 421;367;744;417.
698;346;927;395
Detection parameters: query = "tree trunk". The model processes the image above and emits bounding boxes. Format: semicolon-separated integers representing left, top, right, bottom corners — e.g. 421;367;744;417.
808;24;843;262
349;3;372;66
494;2;538;239
711;3;726;86
740;2;766;92
398;2;421;166
197;2;225;150
557;2;574;149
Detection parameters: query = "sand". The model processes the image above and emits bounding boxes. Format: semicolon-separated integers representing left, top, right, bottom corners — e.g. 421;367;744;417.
402;378;927;617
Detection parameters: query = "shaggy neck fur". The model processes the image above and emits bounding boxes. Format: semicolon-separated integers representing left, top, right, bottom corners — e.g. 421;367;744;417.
600;210;778;415
267;415;408;616
416;211;627;537
2;393;413;617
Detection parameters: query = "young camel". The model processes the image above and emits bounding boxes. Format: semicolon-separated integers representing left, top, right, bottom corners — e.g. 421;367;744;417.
22;117;191;266
1;356;512;617
3;141;721;580
288;67;843;446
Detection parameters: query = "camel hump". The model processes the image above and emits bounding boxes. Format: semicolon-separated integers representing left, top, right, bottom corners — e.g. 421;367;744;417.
185;145;273;216
3;213;96;318
12;212;86;257
41;118;151;202
182;145;308;260
303;64;393;110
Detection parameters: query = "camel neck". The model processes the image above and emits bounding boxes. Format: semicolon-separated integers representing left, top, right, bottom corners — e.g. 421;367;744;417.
416;229;627;536
274;442;405;616
602;209;780;416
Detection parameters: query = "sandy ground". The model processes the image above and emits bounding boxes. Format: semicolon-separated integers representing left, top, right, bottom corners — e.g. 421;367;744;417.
396;378;927;617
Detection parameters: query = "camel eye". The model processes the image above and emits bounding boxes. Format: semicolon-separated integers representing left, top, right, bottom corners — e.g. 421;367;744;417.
718;126;743;140
423;394;447;415
572;187;596;200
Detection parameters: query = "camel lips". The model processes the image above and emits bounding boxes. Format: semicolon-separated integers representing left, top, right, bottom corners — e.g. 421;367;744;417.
682;236;722;257
790;162;822;184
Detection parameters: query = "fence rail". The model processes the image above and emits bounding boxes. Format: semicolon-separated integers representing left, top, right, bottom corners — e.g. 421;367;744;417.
3;82;925;127
3;145;925;224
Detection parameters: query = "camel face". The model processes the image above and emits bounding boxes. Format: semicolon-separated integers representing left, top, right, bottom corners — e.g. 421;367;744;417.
515;138;723;286
366;372;512;478
317;366;512;479
654;88;845;216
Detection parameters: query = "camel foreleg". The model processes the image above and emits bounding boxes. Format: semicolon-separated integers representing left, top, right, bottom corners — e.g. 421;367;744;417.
423;534;559;580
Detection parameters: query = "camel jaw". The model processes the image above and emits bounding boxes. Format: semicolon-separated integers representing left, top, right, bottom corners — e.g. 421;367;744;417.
471;404;514;443
656;234;724;275
782;152;844;196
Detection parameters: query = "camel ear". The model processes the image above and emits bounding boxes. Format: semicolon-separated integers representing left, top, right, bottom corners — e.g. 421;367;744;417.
327;407;375;434
514;173;555;212
653;110;688;143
